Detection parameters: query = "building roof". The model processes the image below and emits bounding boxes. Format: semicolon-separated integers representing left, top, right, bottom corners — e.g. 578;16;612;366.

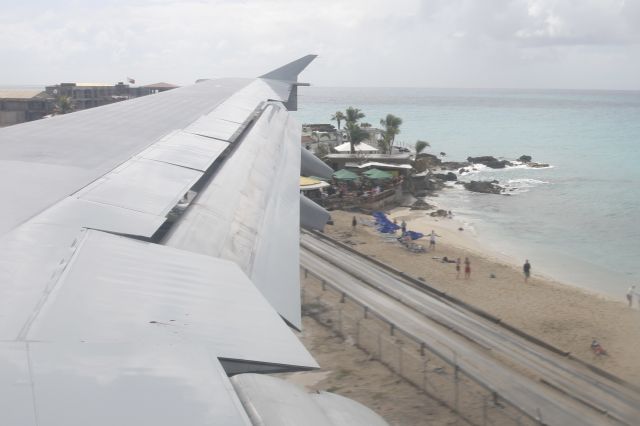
347;161;413;170
75;83;114;87
0;90;45;99
334;142;378;152
326;153;412;161
142;82;180;89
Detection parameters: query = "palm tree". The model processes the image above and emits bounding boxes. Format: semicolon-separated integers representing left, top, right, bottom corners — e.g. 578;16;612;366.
346;122;369;154
53;96;75;115
415;140;430;154
379;114;403;154
342;107;367;153
330;111;346;130
344;107;365;125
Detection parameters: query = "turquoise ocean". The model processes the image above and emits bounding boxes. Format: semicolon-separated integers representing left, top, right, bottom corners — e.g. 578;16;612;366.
295;87;640;298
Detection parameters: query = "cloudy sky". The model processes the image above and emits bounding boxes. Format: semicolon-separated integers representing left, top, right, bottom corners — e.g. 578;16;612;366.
1;0;638;89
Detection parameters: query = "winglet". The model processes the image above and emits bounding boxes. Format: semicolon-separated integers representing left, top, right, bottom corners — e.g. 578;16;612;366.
259;54;317;82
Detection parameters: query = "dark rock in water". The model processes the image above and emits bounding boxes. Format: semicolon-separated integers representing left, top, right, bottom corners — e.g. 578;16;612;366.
518;155;532;163
528;162;549;168
459;168;468;174
467;156;512;169
440;161;469;170
440;152;446;156
463;180;504;194
410;199;435;210
467;155;497;164
429;209;448;217
432;172;457;181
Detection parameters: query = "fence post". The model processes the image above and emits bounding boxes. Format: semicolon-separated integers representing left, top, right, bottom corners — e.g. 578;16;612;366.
321;280;326;291
378;333;382;360
422;358;428;391
363;305;368;319
340;292;346;303
483;396;488;426
454;365;460;415
398;345;403;375
420;342;426;356
304;268;308;278
390;323;395;336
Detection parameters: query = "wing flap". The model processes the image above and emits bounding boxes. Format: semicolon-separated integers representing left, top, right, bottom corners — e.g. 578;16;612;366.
26;230;317;371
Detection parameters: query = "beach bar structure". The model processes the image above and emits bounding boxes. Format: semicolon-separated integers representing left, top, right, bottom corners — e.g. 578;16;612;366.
325;153;412;172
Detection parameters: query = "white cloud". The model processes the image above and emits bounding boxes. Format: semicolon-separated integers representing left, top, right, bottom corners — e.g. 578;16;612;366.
0;0;638;89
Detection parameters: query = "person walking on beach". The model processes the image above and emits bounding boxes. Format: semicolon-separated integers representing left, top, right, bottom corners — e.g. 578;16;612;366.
456;258;461;279
352;216;357;232
523;259;531;283
428;230;440;251
401;220;407;236
627;285;636;308
464;257;471;279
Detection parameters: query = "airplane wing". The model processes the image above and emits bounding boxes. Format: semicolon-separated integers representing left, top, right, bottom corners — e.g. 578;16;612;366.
0;56;380;426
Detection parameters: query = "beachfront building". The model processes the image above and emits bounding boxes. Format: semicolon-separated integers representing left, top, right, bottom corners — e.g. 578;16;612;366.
0;81;179;127
325;152;413;171
44;81;179;110
0;89;53;127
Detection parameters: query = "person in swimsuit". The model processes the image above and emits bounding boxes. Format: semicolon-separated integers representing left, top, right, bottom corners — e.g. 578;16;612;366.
428;230;440;251
464;257;471;279
523;259;531;283
627;285;636;308
456;258;461;279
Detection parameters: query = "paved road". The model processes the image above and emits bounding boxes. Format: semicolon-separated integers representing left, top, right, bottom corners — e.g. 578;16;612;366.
301;231;640;425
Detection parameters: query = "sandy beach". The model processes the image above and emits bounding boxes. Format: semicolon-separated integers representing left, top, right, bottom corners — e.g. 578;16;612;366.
325;208;640;386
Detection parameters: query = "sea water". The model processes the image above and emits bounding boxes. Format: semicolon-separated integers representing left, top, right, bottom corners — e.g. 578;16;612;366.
295;87;640;298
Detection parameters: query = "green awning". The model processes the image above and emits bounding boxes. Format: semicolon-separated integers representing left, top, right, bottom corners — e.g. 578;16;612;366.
363;168;393;180
332;169;359;181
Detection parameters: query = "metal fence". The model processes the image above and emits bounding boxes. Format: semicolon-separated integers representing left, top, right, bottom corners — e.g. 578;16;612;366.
301;268;542;426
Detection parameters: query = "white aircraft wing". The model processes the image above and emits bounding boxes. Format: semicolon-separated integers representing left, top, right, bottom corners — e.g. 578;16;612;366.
0;56;363;426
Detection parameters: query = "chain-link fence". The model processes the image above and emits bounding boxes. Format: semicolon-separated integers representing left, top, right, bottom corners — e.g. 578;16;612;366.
301;268;542;426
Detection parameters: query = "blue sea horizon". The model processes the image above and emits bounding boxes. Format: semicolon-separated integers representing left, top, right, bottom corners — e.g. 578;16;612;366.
295;87;640;298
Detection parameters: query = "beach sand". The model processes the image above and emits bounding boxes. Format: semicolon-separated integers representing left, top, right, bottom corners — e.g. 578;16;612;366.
326;208;640;386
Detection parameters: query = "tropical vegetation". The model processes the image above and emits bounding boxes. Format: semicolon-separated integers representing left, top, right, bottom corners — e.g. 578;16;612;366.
415;140;430;154
379;114;403;154
53;96;75;115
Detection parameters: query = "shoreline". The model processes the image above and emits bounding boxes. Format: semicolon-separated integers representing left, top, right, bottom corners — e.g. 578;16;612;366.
325;209;640;385
424;181;635;301
391;201;622;304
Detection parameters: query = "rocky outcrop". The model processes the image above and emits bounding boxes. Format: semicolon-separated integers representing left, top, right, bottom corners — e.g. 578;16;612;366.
410;199;435;210
429;209;448;217
463;180;504;194
467;156;512;169
440;161;469;170
528;162;549;168
432;172;457;181
411;176;446;193
518;155;532;163
413;153;442;172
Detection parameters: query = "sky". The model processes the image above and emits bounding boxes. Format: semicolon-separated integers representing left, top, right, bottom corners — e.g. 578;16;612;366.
0;0;639;90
